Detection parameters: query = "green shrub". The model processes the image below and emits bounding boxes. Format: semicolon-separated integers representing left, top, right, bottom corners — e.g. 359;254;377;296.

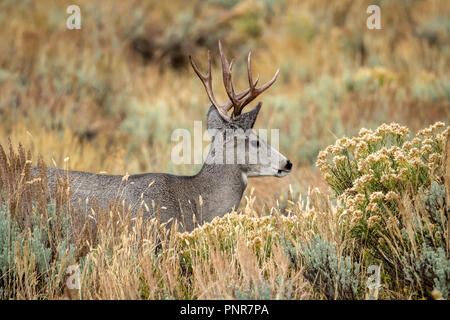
403;243;449;299
301;235;360;299
0;203;76;299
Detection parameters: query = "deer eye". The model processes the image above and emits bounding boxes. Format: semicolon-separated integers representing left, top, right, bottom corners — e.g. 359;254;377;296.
251;140;260;148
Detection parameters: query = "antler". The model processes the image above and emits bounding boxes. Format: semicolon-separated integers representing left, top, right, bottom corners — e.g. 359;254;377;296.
189;40;279;121
189;50;250;121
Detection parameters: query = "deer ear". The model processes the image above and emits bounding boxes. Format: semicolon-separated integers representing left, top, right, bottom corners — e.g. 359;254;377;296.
206;105;227;130
232;102;262;130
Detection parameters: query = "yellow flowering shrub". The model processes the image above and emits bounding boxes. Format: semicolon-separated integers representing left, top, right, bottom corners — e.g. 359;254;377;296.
176;210;304;264
317;122;448;226
317;122;449;298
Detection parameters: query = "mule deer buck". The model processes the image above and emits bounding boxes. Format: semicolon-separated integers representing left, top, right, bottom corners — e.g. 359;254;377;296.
33;41;292;232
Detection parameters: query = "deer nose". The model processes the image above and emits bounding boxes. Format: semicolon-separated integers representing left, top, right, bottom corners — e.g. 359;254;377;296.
285;160;293;171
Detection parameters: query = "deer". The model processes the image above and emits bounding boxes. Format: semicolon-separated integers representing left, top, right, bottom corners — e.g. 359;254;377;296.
32;41;292;232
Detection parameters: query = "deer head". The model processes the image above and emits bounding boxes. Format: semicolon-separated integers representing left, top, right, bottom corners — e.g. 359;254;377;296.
189;41;292;178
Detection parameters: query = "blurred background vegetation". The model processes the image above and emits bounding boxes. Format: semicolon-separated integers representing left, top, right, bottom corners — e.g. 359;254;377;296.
0;0;449;206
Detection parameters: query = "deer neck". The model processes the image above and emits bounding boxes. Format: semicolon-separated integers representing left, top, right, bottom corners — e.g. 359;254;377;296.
193;163;248;217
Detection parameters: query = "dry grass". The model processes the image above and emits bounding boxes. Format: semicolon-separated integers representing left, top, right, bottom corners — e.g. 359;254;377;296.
0;123;448;300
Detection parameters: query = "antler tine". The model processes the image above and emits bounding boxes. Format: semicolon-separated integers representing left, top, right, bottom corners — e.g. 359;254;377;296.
219;41;264;118
247;52;260;89
234;51;279;116
218;40;242;111
189;52;231;121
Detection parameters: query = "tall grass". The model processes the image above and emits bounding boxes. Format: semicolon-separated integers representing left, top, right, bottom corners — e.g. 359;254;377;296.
0;122;448;299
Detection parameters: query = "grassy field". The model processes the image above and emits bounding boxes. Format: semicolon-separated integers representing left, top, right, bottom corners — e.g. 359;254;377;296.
0;0;449;299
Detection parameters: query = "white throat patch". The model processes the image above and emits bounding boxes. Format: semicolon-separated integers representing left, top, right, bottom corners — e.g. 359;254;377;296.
241;172;248;186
